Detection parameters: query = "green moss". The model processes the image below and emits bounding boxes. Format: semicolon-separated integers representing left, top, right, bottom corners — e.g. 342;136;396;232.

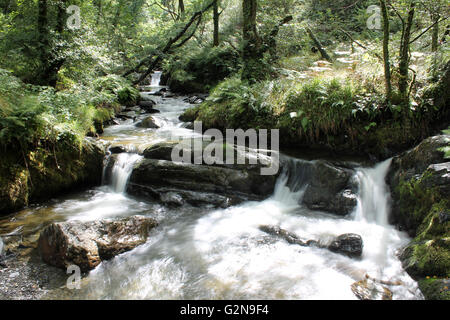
402;239;450;279
416;201;450;241
419;278;450;300
0;140;104;216
394;172;438;235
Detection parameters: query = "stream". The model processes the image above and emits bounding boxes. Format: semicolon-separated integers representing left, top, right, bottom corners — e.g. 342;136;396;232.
0;73;423;300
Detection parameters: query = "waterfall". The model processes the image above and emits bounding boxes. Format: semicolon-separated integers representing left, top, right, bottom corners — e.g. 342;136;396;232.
151;71;162;87
272;157;313;205
353;159;393;226
110;153;143;193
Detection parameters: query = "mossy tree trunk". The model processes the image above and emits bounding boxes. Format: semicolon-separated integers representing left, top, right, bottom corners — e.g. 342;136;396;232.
431;13;440;52
379;0;392;102
213;0;220;46
398;1;415;103
242;0;264;83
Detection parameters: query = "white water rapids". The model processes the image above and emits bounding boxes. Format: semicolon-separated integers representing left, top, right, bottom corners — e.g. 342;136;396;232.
0;73;423;300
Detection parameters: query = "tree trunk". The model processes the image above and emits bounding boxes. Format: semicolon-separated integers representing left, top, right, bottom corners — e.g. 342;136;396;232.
306;27;332;62
179;0;185;17
431;14;439;52
131;1;215;84
37;0;50;84
94;0;102;25
379;0;392;102
213;0;220;46
242;0;263;83
398;2;415;101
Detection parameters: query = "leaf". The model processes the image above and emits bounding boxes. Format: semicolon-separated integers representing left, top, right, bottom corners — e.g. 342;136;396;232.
301;117;310;131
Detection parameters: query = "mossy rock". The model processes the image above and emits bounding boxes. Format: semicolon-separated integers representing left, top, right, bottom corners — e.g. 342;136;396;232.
0;139;105;216
400;238;450;279
418;278;450;300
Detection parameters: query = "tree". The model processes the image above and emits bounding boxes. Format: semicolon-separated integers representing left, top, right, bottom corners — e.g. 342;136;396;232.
397;1;416;101
213;0;220;46
242;0;263;83
379;0;392;101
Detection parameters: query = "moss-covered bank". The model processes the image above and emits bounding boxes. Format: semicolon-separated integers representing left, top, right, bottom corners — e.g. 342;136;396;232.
0;139;105;216
387;134;450;300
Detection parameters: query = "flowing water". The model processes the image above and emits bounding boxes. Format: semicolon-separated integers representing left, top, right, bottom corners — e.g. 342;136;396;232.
0;73;423;300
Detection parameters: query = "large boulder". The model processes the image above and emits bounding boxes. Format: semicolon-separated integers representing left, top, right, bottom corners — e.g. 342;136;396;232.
130;141;280;206
128;158;277;203
387;134;450;300
301;160;358;216
38;216;158;272
0;139;105;216
387;135;450;235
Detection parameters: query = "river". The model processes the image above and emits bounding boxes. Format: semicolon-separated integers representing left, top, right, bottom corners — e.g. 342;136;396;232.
0;73;423;300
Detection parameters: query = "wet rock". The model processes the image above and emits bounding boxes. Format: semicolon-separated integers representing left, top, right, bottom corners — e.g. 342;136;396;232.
328;233;363;258
351;278;393;300
160;192;185;207
129;158;278;202
143;142;178;161
388;135;449;188
302;161;357;216
259;226;363;258
38;216;158;272
259;226;308;246
146;108;161;114
399;239;450;279
184;95;207;104
138;101;157;113
128;184;243;208
0;138;105;216
109;145;127;154
387;134;450;235
418;278;450;300
136;116;160;129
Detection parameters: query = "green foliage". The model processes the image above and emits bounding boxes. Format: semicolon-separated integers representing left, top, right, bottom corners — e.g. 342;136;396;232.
93;75;140;107
165;46;240;93
0;69;134;153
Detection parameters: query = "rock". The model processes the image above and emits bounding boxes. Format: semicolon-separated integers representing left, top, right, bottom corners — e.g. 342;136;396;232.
259;225;363;259
302;161;357;215
128;158;277;201
328;233;363;258
399;239;450;279
418;278;450;300
387;135;450;235
138;101;157;113
38;216;158;272
388;135;449;187
351;279;393;300
0;139;105;216
136;116;160;129
109;145;127;154
160;192;185;207
143;142;179;161
127;184;243;208
259;225;308;246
